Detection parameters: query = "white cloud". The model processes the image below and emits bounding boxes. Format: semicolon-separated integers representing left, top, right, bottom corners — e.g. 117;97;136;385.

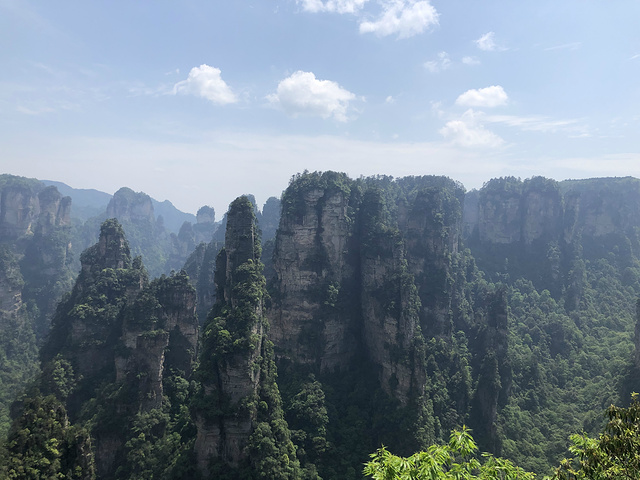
439;109;504;148
298;0;369;14
455;85;508;108
475;31;498;51
267;71;357;121
424;51;451;73
173;64;237;105
462;56;480;66
359;0;439;39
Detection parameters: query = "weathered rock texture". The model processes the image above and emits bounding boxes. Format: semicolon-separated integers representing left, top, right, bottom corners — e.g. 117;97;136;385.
195;196;266;471
195;196;299;479
271;178;357;370
269;174;470;408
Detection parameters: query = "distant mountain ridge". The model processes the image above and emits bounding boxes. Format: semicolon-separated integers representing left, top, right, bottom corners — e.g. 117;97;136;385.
41;179;196;233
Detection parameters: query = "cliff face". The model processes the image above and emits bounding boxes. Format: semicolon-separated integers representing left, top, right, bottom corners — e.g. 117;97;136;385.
0;176;70;241
195;197;266;470
195;196;299;478
359;188;425;405
116;272;198;411
465;176;640;300
41;219;143;392
473;177;562;246
270;178;356;370
268;173;478;428
468;177;640;248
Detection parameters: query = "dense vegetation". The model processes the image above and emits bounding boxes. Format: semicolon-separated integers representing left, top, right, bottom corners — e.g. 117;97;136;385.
1;172;640;479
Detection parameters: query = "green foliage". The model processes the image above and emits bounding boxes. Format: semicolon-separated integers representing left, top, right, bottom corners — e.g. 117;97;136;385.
552;394;640;480
1;393;96;479
364;427;536;480
282;171;353;221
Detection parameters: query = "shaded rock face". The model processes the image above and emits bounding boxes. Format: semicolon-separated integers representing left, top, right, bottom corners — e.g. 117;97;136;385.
270;186;357;370
42;219;142;386
197;205;215;225
258;196;281;242
359;190;425;404
470;289;510;454
183;240;220;324
474;178;562;246
269;173;465;405
465;176;640;300
0;177;73;338
195;196;265;472
402;185;464;336
106;187;155;225
467;177;640;247
116;272;198;411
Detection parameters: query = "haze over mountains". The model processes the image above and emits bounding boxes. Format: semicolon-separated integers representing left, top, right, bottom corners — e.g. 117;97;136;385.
1;171;640;479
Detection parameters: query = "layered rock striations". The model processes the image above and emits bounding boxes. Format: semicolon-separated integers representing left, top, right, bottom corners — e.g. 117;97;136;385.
270;172;357;370
195;196;299;479
358;187;426;405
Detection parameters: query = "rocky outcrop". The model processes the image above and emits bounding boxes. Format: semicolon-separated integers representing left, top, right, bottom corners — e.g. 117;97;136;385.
270;174;356;370
0;175;71;240
400;179;465;336
195;196;266;471
195;196;299;478
258;196;281;242
41;219;144;386
116;271;198;411
39;218;200;478
472;177;562;246
183;240;220;323
106;187;155;225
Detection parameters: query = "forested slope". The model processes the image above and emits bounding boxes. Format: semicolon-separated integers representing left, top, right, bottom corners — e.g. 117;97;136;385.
1;172;640;479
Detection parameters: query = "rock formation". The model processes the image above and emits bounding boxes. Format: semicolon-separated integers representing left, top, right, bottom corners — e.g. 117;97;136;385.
38;218;199;478
195;196;299;479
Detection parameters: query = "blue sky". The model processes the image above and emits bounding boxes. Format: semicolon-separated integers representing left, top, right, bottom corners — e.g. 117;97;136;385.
2;0;640;215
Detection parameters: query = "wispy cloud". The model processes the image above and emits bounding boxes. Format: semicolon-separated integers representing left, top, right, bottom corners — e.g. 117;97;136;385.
172;65;237;105
544;42;581;51
484;114;589;136
462;56;480;66
267;71;357;121
424;51;451;73
474;31;507;52
298;0;369;14
456;86;508;108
